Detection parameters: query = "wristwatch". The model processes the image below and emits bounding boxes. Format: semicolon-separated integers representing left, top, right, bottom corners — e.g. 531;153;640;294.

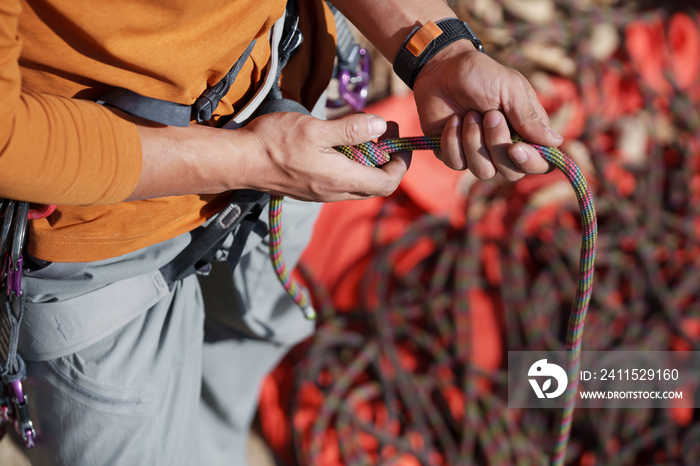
393;18;485;90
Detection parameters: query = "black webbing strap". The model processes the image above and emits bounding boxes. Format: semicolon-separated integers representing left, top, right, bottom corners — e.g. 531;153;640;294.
193;40;258;123
98;40;257;127
1;299;27;384
158;190;269;288
393;18;485;90
97;89;192;127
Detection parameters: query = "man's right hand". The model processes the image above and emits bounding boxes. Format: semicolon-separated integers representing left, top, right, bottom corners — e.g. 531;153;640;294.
129;112;411;203
242;112;411;202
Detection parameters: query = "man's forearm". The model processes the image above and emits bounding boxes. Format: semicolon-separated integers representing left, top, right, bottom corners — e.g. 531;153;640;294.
330;0;470;62
127;121;258;202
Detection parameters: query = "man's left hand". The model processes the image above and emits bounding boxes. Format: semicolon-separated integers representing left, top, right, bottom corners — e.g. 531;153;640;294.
413;40;564;181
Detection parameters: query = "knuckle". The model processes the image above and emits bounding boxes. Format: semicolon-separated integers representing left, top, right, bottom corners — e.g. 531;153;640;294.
299;119;316;140
307;189;325;203
344;120;361;142
328;175;344;192
508;68;526;81
307;176;334;202
446;153;466;171
464;120;481;139
503;171;524;182
380;183;396;197
472;164;496;180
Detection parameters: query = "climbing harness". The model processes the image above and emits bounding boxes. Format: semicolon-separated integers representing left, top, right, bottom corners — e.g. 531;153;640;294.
0;200;56;448
0;0;308;449
94;0;308;292
268;135;597;464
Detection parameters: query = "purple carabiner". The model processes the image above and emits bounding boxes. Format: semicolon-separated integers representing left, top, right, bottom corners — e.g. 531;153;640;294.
328;48;370;111
9;380;25;404
6;255;22;301
0;390;10;424
0;405;9;423
8;380;35;448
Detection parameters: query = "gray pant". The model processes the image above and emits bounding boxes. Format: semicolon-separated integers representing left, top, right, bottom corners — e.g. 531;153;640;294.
4;197;321;466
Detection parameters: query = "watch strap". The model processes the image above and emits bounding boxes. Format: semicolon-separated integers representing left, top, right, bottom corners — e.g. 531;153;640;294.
393;18;485;90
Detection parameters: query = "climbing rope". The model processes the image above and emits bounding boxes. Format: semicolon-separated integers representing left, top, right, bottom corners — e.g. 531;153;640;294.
268;134;597;464
257;3;700;465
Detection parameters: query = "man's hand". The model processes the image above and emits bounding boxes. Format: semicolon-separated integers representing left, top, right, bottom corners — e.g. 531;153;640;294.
243;112;411;202
129;111;409;203
413;40;563;181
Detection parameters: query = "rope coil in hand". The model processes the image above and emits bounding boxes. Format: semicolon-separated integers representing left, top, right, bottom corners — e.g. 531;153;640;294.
268;134;597;465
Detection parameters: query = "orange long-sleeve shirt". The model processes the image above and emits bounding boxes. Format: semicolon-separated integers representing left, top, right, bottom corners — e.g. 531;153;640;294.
0;0;336;262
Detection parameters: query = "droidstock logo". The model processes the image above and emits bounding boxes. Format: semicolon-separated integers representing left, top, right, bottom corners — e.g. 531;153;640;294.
528;359;568;399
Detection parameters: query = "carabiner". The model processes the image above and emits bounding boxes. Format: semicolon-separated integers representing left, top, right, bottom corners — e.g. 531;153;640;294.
0;200;15;262
0;384;11;424
327;47;370;111
7;380;35;449
6;203;28;301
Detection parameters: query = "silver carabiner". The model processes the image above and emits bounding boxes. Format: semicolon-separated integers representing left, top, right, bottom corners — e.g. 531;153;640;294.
6;202;29;301
0;200;16;262
10;203;29;270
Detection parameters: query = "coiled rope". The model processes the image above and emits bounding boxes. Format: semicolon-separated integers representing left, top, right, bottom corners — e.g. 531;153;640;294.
268;135;597;464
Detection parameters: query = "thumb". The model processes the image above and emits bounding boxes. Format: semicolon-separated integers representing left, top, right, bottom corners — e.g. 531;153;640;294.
504;87;564;147
320;113;388;147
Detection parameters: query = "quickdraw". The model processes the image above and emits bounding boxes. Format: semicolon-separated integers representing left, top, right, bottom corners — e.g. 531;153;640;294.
268;135;597;464
0;200;53;448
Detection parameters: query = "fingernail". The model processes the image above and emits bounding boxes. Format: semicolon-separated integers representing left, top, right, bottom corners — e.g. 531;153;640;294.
511;146;528;163
369;116;387;137
449;115;460;127
484;112;501;128
547;127;564;140
466;112;482;125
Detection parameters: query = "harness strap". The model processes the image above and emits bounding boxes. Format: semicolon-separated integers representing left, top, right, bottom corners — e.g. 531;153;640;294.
98;40;257;127
97;88;191;127
101;3;303;290
0;0;303;450
193;40;258;123
158;190;269;288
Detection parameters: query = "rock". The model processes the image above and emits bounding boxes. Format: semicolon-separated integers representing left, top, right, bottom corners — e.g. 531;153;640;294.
523;43;577;76
590;23;620;61
502;0;556;24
